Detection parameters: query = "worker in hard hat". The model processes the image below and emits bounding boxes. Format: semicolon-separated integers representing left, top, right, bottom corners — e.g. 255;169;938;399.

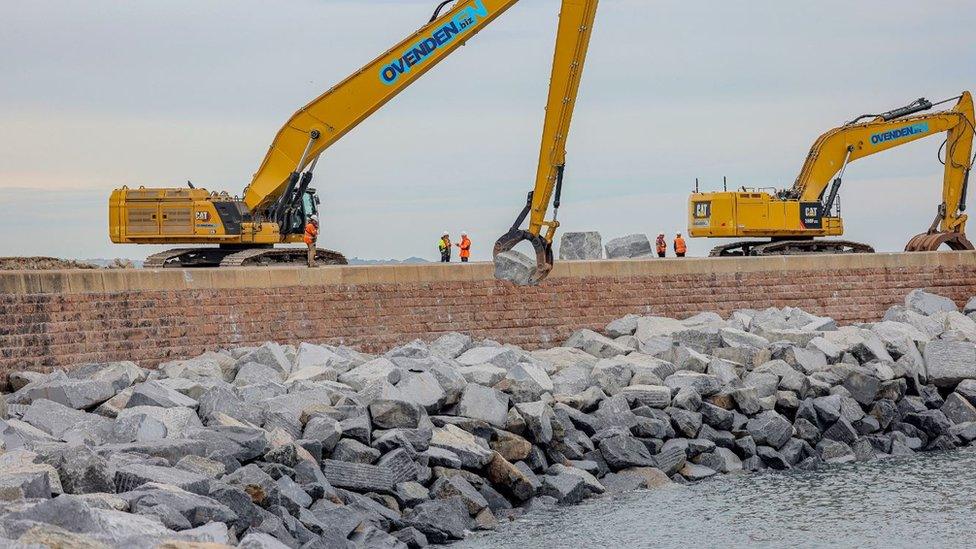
304;215;319;267
655;231;667;258
438;231;452;263
456;231;472;263
674;232;687;258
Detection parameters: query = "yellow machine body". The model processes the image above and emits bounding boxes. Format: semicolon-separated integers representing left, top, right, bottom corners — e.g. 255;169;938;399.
689;191;844;238
109;188;289;245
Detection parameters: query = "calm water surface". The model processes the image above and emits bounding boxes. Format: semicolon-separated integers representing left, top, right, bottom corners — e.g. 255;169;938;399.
457;447;976;549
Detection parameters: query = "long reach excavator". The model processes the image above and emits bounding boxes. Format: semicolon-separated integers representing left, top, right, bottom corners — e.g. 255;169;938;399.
109;0;598;282
689;92;975;256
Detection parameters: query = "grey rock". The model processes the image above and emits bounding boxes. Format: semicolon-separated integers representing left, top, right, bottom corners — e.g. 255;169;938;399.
303;415;343;452
665;372;722;397
262;389;335;439
666;407;702;438
598;435;655;471
941;392;976;424
700;402;734;431
331;438;380;464
239;532;292;549
197;384;262;426
430;332;474;360
817;439;855;463
620;385;672;409
115;462;209;494
339;358;401;392
123;483;238;527
22;399;113;441
956;379;976;406
813;395;843;425
116;405;203;440
564;329;630;359
905;288;957;316
496;362;553;403
459;364;507;387
429;425;493;469
0;468;51;499
176;455;226;479
457;346;519;369
606;314;641;338
397;371;449;413
237;342;293;375
403;496;470;543
746;411;793;450
370;398;424;430
494;248;538;285
395;481;431;508
924;340;976;388
432;475;488;515
126;381;198;409
756;446;791;469
731;387;761;415
515;400;554;445
457;384;510;428
679;462;717;481
320;459;395;493
559;231;603;260
672;387;702;411
841;371;880;406
49;446;114;494
605;233;653;258
392;527;430;549
823;418;859;445
12;372;116;410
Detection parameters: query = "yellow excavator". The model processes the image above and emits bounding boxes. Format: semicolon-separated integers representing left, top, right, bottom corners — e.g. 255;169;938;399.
109;0;598;280
689;92;975;256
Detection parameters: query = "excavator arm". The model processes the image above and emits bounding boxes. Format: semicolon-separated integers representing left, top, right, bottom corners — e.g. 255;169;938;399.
243;0;524;216
493;0;599;283
790;92;975;237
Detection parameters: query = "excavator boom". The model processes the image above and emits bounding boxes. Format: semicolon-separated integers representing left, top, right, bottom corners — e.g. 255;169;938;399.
494;0;599;283
243;0;523;215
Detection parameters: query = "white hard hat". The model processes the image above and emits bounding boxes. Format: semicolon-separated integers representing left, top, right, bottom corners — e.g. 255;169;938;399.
658;231;664;235
461;231;468;236
442;230;449;236
310;215;319;223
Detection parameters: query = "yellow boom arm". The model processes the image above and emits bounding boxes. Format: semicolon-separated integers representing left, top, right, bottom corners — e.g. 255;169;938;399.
243;0;523;214
791;92;975;234
493;0;599;282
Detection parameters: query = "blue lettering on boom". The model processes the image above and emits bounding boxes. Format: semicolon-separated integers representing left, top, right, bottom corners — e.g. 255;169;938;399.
380;0;489;85
870;123;930;146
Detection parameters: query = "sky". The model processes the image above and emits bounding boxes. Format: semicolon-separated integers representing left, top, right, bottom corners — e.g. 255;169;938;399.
1;0;974;261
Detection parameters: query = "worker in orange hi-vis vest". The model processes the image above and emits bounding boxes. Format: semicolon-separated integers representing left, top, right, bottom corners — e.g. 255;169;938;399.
304;215;319;267
674;232;687;258
457;231;472;263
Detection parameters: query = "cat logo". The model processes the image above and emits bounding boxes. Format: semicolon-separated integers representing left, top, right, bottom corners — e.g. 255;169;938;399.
693;201;711;219
195;211;210;222
800;202;823;229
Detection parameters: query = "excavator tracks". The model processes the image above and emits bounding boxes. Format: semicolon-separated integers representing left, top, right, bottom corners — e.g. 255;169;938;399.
709;240;876;257
143;247;348;268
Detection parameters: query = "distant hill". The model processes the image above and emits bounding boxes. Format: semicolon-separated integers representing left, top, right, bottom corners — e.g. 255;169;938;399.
346;256;430;266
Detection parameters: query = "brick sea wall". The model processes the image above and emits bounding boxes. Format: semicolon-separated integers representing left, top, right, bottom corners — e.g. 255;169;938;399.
2;252;975;379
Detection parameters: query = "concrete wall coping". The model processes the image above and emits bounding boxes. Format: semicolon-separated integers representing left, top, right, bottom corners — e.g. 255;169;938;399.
1;251;972;296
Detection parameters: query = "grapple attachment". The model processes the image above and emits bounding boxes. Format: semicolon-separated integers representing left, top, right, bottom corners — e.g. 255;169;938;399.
905;231;975;252
493;228;554;286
